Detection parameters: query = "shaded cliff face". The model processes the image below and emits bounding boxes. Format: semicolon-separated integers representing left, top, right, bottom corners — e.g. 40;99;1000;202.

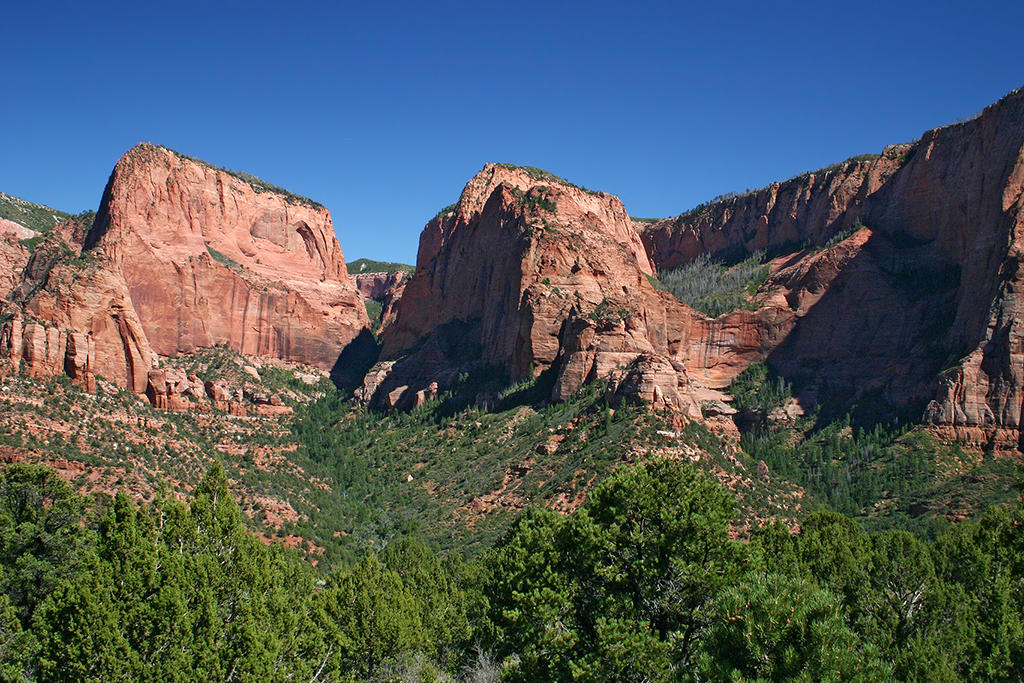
640;150;906;269
352;271;408;331
641;87;1024;440
860;90;1024;442
84;143;369;369
365;87;1024;448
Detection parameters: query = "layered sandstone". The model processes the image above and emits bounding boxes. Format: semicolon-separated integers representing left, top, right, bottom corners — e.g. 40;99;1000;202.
361;164;783;412
0;234;30;301
641;87;1024;438
84;143;369;369
2;144;370;395
353;271;409;331
639;149;907;269
1;235;154;391
362;86;1024;444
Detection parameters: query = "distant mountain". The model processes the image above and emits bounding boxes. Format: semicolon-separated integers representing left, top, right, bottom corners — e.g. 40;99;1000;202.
0;191;71;233
346;257;414;274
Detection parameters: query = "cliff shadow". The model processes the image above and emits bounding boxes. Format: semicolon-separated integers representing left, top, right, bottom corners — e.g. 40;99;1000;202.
764;229;961;429
330;327;381;390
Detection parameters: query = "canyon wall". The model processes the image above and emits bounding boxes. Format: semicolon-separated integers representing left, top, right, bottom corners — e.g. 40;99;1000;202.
365;87;1024;447
361;164;793;413
643;87;1024;440
2;143;370;393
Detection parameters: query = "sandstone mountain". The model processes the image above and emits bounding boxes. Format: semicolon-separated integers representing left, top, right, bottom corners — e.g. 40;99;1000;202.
360;163;773;413
1;144;369;394
362;87;1024;450
642;87;1024;445
352;270;409;333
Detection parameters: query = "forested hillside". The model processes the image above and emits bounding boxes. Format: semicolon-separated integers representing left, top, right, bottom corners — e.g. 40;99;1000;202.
2;453;1021;682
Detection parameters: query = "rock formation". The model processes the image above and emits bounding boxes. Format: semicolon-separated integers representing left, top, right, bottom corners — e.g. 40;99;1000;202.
362;86;1024;448
352;270;409;331
643;86;1024;441
638;148;907;268
1;143;370;397
360;164;778;413
1;233;153;391
84;143;368;368
0;234;30;302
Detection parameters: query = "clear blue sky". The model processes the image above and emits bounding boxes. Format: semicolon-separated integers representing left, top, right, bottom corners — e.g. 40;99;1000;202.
2;0;1021;265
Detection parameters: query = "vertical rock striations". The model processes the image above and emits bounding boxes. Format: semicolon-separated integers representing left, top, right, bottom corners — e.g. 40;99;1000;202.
2;143;369;394
361;164;774;412
642;86;1024;440
84;143;368;368
364;86;1024;447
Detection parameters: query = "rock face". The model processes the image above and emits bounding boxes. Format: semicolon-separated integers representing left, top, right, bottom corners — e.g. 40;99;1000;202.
639;149;907;269
0;219;38;241
642;87;1024;440
0;235;30;301
1;143;370;397
1;235;154;391
363;86;1024;447
360;164;777;412
84;143;368;368
352;271;409;331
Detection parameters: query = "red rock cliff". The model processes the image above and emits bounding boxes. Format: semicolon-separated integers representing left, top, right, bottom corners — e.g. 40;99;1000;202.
2;144;370;393
641;87;1024;439
639;150;906;269
361;164;782;412
84;143;369;370
362;87;1024;445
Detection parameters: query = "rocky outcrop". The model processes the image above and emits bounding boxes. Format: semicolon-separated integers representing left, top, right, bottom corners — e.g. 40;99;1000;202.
2;144;371;395
353;271;408;300
1;240;154;392
0;234;30;301
83;143;369;369
361;164;776;411
639;149;907;269
145;366;273;415
353;271;409;330
641;87;1024;438
361;87;1024;445
0;219;38;241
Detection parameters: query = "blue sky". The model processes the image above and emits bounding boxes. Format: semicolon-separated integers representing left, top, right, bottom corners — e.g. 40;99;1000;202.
2;0;1021;264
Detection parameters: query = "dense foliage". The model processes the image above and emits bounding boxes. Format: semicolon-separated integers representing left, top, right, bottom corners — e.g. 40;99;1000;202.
2;454;1022;682
730;362;1021;533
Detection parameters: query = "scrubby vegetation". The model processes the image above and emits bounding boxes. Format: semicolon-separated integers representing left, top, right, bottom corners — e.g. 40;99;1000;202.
729;362;1022;535
347;258;414;274
653;251;769;317
0;192;71;234
3;451;1022;682
495;163;599;195
2;347;1023;681
149;144;324;209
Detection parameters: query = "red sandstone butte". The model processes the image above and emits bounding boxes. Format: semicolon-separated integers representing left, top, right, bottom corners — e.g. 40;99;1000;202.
83;143;369;369
1;143;370;394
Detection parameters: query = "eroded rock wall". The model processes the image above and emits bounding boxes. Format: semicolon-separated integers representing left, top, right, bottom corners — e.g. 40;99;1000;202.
1;143;370;395
84;143;368;369
362;164;777;412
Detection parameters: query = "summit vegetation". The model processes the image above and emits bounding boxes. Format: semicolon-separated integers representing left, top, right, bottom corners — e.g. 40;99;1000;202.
0;193;71;234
